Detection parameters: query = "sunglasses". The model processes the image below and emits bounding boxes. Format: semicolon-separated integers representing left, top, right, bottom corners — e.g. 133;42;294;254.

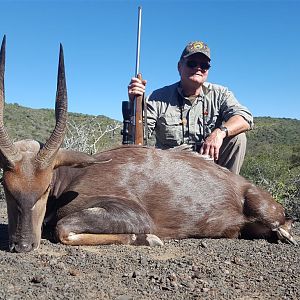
185;60;211;71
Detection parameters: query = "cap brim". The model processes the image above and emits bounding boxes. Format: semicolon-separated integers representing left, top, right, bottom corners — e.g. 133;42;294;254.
183;51;210;60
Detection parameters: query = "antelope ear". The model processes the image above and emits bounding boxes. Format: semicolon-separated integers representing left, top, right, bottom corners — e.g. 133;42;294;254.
54;149;110;169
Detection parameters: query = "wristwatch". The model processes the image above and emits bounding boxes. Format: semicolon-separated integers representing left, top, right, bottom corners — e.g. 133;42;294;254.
219;125;229;137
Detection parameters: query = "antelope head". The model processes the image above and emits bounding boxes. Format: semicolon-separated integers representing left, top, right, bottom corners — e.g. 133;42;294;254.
0;36;97;252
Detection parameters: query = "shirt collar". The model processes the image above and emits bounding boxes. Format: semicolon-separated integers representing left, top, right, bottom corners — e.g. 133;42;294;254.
177;81;211;100
202;82;212;95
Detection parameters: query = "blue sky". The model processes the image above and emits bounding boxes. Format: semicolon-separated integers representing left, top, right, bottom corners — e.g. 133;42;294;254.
0;0;299;121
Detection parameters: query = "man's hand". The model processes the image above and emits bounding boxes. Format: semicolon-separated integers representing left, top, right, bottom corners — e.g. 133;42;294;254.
128;77;147;102
199;115;250;161
199;129;226;161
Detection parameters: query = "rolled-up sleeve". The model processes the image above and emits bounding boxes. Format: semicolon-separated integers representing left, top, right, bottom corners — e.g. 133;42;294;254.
219;87;254;129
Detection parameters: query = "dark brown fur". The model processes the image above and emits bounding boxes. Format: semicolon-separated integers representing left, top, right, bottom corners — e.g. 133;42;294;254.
42;145;290;246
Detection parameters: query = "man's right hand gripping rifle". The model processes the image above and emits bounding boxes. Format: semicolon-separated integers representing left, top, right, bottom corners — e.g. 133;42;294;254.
129;74;147;146
121;75;147;145
128;75;147;102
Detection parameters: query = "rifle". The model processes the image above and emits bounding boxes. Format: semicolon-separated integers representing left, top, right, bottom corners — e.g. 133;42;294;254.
121;6;146;146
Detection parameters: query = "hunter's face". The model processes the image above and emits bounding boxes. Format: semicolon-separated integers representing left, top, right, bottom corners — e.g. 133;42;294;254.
178;53;210;87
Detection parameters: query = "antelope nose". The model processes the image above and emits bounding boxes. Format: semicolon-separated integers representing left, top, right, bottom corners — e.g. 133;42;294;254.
14;241;34;253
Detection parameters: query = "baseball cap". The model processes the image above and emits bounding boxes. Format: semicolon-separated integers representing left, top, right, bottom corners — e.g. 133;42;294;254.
180;41;211;60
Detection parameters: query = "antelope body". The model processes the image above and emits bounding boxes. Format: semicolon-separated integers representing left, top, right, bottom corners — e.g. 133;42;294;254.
0;37;296;253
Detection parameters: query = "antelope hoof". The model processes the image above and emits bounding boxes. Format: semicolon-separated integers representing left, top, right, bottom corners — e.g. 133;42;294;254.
276;227;298;246
146;234;164;247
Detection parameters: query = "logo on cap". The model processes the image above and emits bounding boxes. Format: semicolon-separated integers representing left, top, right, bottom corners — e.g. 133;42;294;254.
189;42;205;51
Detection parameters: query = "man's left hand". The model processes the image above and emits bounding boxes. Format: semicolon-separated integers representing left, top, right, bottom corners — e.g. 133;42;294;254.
199;129;226;161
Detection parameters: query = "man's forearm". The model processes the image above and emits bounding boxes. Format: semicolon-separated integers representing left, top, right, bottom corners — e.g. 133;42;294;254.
218;115;251;137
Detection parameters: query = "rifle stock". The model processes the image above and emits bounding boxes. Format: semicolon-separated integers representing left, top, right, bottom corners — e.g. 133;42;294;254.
134;73;144;145
121;81;145;145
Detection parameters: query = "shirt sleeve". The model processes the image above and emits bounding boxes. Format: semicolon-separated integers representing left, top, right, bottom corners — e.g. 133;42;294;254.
145;94;159;138
219;88;254;129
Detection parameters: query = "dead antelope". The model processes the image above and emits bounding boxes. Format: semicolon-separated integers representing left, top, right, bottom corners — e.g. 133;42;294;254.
0;36;296;253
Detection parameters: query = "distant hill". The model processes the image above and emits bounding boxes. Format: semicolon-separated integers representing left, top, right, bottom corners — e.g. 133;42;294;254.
2;103;300;218
241;117;300;218
3;103;122;151
246;117;300;153
243;117;300;174
242;117;300;175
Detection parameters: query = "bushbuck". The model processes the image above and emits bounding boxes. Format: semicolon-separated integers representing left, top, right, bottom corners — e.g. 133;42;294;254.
0;36;296;253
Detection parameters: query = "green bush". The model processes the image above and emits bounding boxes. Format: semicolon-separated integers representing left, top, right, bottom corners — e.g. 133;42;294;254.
241;118;300;219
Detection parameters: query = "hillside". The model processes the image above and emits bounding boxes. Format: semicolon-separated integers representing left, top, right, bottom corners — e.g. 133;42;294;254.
241;117;300;218
2;103;300;218
3;103;122;151
243;117;300;174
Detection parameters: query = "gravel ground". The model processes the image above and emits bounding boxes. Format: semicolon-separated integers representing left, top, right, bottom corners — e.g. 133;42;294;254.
0;198;299;300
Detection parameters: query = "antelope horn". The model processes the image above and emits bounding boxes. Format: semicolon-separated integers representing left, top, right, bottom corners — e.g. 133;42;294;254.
35;44;67;169
0;35;21;168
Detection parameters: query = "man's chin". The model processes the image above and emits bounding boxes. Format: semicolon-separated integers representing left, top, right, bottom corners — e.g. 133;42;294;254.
189;76;204;84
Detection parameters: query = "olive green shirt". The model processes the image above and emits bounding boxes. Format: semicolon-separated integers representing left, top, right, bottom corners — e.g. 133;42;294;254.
146;81;253;149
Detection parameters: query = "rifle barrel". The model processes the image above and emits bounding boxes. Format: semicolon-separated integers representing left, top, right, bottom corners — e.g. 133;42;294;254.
135;6;142;77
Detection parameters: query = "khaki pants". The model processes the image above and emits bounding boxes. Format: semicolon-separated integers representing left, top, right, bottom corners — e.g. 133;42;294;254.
217;133;247;175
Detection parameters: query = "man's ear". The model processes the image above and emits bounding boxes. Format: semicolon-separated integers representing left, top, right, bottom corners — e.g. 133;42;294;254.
54;149;111;169
178;60;182;75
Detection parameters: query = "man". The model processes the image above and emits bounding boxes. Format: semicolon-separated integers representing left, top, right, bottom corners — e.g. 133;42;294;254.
128;41;253;174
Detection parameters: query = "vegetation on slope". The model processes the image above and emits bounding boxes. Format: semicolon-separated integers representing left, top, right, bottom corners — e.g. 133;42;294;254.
241;117;300;218
4;103;122;151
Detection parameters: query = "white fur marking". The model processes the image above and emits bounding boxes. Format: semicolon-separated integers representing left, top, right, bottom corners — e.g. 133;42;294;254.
67;232;79;241
271;221;280;229
87;207;105;213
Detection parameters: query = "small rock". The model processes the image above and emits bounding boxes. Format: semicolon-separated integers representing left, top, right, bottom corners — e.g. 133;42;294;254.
185;281;195;290
56;262;66;270
116;295;133;300
200;241;208;248
191;265;198;271
232;257;244;266
192;270;202;279
257;276;264;281
69;269;80;276
168;272;177;282
139;256;148;266
31;276;43;284
132;271;141;278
